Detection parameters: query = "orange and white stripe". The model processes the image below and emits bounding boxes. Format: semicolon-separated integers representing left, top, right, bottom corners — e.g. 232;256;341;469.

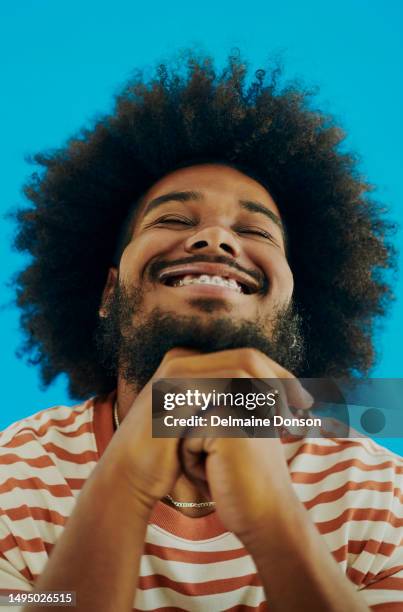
0;393;402;610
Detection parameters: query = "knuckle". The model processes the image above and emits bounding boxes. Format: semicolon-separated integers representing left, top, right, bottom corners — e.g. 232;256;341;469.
162;348;184;362
231;369;250;379
238;348;262;372
280;369;295;380
159;358;182;378
159;348;200;377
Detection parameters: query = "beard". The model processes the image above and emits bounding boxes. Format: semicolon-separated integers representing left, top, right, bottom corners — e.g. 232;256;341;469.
95;283;306;392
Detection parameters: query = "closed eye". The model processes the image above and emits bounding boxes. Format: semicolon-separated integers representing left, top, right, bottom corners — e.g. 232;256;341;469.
149;215;195;227
236;226;278;243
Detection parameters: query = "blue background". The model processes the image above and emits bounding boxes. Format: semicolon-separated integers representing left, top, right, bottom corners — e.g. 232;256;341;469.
0;1;402;453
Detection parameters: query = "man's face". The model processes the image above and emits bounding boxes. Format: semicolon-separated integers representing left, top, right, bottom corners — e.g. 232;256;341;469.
118;163;293;326
98;164;303;389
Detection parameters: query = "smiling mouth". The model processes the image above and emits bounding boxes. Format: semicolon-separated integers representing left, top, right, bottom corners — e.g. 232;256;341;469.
156;261;263;295
163;274;245;293
161;273;254;294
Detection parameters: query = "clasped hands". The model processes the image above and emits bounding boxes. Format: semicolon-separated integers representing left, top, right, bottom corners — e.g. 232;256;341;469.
106;347;314;543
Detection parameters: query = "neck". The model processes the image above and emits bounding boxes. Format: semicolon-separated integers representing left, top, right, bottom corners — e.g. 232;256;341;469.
115;375;215;517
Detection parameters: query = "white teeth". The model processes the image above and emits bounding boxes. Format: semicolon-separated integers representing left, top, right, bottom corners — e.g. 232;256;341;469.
173;274;242;292
212;275;225;285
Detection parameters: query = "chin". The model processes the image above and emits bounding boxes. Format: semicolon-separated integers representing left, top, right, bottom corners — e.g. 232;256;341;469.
186;297;235;314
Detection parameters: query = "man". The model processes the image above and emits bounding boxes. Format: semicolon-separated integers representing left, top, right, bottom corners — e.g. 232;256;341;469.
0;52;402;611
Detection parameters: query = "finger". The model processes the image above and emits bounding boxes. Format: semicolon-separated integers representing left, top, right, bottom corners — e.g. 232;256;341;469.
232;349;314;410
167;348;313;409
178;438;211;497
160;347;202;364
153;347;202;380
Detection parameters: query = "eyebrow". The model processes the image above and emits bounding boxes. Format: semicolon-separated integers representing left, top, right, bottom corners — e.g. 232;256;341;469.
142;191;203;215
238;199;283;231
142;190;284;231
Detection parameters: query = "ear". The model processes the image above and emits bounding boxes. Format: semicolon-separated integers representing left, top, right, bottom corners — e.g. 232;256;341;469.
99;267;118;318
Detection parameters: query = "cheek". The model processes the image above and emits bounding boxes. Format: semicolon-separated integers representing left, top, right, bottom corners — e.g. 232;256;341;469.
258;251;294;302
118;233;180;284
118;239;156;284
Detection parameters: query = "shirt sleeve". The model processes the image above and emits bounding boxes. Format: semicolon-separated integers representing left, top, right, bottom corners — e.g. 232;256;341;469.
351;456;403;611
0;553;33;611
360;567;403;611
0;513;34;609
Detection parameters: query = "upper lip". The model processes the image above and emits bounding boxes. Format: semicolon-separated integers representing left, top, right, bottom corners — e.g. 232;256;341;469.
157;263;261;294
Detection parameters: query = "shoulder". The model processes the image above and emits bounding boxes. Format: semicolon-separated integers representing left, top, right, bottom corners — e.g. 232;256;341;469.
0;397;101;499
0;398;100;586
0;398;96;450
285;436;403;589
284;435;402;475
285;435;403;508
0;397;100;499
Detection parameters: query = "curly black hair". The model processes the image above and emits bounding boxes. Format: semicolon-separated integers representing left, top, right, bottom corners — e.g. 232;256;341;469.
12;50;396;399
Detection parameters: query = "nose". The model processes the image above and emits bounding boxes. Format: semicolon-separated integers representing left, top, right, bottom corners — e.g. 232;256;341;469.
184;226;241;258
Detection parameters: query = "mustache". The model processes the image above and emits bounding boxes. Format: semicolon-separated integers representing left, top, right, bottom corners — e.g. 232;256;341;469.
147;254;267;290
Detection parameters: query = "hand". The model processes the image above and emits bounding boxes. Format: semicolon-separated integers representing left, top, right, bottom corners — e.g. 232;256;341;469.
99;346;311;522
176;348;312;541
97;348;199;513
182;436;298;541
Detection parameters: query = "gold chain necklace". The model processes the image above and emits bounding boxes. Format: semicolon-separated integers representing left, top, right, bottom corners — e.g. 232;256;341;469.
113;401;216;510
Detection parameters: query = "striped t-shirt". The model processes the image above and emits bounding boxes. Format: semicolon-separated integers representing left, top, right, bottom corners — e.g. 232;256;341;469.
0;393;402;611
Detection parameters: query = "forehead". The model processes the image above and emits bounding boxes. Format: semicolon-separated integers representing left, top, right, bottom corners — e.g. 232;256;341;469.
139;163;282;218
